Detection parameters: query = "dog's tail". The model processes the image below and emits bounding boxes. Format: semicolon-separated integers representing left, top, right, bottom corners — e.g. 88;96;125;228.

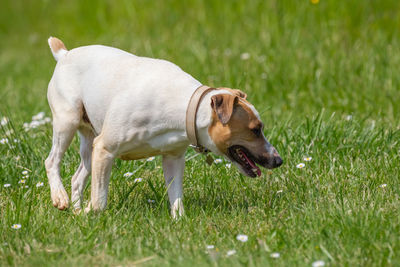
48;37;68;61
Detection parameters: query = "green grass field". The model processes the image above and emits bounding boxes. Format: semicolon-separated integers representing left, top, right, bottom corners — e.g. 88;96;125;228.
1;0;400;266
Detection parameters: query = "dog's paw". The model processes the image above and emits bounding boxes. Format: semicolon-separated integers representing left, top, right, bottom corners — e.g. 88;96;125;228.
71;196;82;212
84;202;92;213
171;198;185;219
72;207;82;215
51;187;70;210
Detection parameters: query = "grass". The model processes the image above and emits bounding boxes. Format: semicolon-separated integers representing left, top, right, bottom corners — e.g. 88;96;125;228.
1;0;400;266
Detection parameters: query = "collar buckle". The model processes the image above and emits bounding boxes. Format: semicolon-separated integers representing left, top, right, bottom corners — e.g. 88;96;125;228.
189;145;213;165
189;144;209;154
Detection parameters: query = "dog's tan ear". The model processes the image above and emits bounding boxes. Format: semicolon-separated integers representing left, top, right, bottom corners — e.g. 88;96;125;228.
231;89;247;99
211;94;238;125
218;87;247;99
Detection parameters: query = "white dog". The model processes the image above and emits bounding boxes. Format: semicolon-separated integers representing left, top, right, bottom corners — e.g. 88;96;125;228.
45;37;282;218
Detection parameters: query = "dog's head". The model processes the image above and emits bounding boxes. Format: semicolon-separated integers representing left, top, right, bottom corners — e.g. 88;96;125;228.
208;88;282;177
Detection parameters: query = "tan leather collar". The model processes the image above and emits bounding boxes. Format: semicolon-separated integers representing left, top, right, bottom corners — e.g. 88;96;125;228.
186;85;216;152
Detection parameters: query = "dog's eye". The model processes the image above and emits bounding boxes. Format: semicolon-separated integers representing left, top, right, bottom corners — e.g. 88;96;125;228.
251;128;262;137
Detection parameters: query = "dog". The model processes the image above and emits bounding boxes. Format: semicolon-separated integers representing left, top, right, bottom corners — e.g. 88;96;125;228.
45;37;282;218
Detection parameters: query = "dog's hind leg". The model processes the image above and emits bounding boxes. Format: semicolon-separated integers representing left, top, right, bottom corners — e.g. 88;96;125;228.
45;112;79;210
71;127;94;211
45;83;81;210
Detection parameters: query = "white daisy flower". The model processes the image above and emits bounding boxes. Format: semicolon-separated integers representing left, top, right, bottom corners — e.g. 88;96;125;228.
236;234;248;242
312;260;325;267
296;163;305;169
36;182;44;187
270;252;280;258
304;157;312;162
1;117;9;126
345;115;352;121
18;179;26;184
4;184;11;188
24;185;29;188
11;224;21;230
380;184;387;188
22;170;29;176
214;159;222;164
240;52;250;60
147;199;155;203
206;245;214;249
226;249;236;256
276;190;283;194
225;163;231;168
32;112;45;121
29;121;40;128
44;117;52;123
134;178;143;183
123;172;133;178
15;156;21;161
146;156;155;161
0;138;9;144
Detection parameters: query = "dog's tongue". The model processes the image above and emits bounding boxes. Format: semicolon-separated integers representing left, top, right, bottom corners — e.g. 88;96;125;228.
241;150;261;176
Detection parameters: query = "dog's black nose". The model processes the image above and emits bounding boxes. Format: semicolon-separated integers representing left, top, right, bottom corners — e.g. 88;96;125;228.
274;156;283;167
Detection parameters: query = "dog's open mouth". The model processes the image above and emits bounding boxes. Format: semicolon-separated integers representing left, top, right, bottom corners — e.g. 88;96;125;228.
228;145;261;178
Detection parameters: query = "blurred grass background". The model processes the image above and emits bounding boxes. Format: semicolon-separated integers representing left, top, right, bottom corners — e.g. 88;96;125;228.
1;0;400;266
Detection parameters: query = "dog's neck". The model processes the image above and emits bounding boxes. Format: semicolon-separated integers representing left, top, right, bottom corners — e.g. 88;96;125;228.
190;89;230;156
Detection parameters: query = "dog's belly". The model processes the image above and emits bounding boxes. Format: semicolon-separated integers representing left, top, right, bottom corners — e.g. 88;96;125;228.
117;131;189;160
119;149;185;160
118;147;160;160
118;148;169;160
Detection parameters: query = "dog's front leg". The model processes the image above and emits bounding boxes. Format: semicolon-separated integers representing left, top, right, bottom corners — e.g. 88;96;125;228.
85;137;114;213
162;153;186;219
